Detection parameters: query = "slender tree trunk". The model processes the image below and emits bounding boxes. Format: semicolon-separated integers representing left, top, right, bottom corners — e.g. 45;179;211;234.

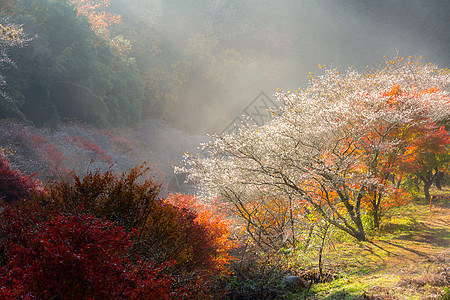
372;193;382;231
318;223;329;282
421;168;439;212
424;180;433;211
434;171;444;190
373;208;380;231
289;196;296;247
304;224;314;251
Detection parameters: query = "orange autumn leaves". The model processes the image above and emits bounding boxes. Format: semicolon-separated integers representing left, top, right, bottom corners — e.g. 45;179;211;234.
374;84;450;180
69;0;132;53
398;125;450;173
69;0;120;37
165;194;235;275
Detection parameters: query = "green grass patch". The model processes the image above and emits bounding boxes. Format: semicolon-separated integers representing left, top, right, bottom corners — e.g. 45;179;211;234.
381;215;417;233
308;272;401;299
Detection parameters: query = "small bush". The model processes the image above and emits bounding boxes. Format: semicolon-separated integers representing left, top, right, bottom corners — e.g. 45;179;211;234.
0;154;41;203
213;246;298;300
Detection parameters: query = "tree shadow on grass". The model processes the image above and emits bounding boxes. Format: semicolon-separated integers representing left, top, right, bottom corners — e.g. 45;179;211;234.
376;220;447;257
394;222;449;248
377;240;428;257
366;241;395;257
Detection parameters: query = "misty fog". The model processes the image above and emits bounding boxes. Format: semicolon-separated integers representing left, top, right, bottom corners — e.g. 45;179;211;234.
110;0;450;133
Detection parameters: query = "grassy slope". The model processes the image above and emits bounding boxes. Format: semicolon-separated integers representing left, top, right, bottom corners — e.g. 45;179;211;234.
305;188;449;300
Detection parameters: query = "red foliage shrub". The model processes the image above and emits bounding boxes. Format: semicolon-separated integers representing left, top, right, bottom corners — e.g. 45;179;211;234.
163;194;236;297
66;135;114;164
0;200;175;299
42;165;236;298
165;194;235;274
0;154;41;203
29;133;68;178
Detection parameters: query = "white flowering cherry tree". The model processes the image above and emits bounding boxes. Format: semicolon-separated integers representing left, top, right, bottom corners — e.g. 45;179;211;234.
182;58;450;242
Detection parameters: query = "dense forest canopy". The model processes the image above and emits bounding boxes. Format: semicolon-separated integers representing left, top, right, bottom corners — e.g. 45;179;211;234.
0;0;449;133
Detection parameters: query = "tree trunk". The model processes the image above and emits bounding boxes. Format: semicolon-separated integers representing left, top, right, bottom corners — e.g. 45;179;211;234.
289;196;296;247
371;192;382;231
354;229;366;242
318;224;329;282
421;168;439;212
353;216;366;241
373;208;380;231
335;190;366;241
434;171;444;190
304;224;314;251
424;181;433;211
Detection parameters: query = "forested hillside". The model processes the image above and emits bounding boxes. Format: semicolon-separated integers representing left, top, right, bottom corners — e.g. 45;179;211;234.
1;0;144;126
